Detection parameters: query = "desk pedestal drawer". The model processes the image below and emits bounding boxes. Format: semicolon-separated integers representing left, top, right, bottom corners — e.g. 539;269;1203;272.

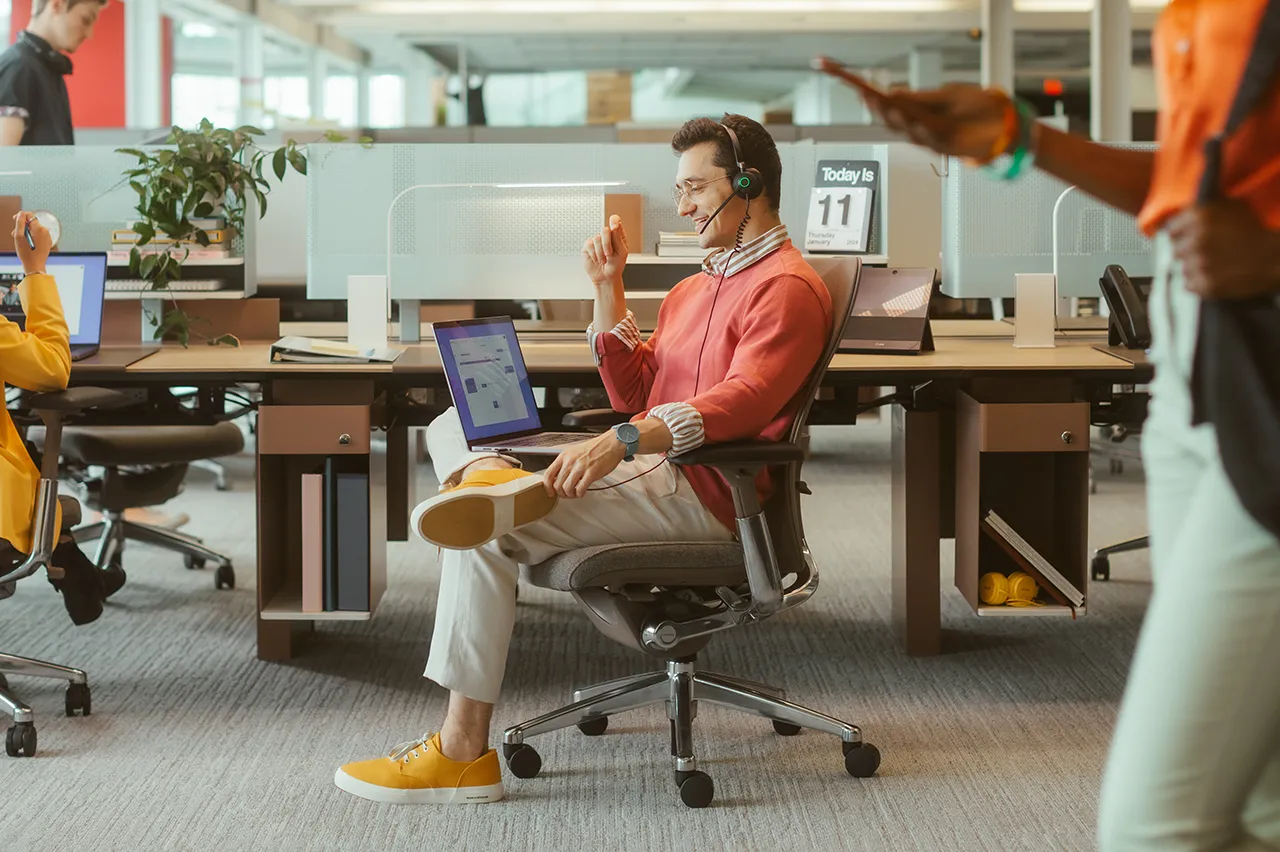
258;405;371;455
962;396;1088;454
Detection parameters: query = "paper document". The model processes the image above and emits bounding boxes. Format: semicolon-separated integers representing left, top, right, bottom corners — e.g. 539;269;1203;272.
270;336;404;364
984;510;1085;607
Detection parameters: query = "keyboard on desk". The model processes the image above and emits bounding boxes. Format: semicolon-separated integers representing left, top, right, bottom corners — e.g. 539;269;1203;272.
107;279;225;293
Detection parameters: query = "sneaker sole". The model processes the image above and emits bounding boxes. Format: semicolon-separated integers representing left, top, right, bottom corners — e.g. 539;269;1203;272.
333;768;504;804
411;476;557;550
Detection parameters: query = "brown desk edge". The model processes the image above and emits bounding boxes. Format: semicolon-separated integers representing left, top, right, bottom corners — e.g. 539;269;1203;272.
73;345;161;372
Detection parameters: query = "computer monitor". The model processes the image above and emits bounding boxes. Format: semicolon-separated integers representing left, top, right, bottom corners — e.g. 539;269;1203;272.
0;252;107;346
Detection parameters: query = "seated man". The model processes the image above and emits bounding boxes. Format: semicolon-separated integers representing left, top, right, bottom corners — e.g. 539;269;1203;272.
1;211;107;622
335;114;834;805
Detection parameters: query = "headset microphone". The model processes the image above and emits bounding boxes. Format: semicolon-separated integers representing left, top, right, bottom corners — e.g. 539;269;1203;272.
696;192;736;235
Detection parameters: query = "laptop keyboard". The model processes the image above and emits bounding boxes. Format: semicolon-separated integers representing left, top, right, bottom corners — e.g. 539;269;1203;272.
499;433;580;448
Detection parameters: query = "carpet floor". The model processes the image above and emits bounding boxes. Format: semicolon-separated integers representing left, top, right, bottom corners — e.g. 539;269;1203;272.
0;419;1152;851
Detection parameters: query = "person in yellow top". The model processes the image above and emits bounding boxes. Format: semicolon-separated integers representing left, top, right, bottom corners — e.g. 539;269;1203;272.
1;211;104;623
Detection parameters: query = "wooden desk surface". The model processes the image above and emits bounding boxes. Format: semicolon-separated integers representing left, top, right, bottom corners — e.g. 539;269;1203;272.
100;331;1136;382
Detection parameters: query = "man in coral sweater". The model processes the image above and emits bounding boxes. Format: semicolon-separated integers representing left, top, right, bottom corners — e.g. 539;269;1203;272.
335;114;834;805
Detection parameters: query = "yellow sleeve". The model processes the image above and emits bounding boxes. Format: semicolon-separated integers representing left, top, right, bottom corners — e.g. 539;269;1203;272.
0;273;72;392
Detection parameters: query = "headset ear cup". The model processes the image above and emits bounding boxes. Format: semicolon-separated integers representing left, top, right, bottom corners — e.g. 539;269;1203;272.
735;168;764;200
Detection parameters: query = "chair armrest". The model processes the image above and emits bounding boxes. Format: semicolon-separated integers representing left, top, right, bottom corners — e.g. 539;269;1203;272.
669;440;804;468
27;387;131;413
562;408;630;430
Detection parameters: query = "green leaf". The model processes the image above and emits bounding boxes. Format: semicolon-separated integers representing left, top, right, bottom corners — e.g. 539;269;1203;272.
272;147;287;182
254;189;268;219
237;125;264;137
195;230;210;247
286;148;307;176
194;201;214;218
323;130;347;143
139;253;158;280
358;136;374;147
133;221;155;245
199;118;213;135
210;333;241;348
129;246;142;273
129;180;146;197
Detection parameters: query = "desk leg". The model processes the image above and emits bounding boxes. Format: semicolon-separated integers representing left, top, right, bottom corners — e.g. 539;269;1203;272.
892;405;942;656
386;418;409;543
258;619;294;661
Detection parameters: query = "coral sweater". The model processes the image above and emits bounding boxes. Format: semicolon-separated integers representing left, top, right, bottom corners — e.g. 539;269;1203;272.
1;273;70;554
595;241;833;531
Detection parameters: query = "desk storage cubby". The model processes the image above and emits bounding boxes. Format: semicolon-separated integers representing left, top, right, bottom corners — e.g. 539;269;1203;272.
954;390;1089;617
255;388;387;659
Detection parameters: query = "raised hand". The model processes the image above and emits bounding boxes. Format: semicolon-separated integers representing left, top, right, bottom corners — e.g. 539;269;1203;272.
582;214;629;287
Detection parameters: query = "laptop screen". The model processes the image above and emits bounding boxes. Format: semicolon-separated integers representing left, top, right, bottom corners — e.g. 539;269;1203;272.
434;317;542;442
0;252;107;345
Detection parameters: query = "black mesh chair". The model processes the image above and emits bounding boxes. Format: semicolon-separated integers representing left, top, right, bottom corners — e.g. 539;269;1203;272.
1;387;127;757
501;257;879;808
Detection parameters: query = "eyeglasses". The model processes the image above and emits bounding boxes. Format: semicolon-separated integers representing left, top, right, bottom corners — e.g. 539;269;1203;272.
671;175;731;205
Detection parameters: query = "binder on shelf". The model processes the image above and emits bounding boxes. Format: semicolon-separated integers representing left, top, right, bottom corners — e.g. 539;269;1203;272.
335;470;371;612
322;458;340;612
983;510;1085;608
301;473;324;613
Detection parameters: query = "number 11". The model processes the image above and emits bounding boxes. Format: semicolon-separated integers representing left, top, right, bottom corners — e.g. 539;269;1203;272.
818;194;853;227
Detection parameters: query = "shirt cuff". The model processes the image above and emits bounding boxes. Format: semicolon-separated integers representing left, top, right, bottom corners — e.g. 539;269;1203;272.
648;402;705;456
586;310;642;367
0;106;29;121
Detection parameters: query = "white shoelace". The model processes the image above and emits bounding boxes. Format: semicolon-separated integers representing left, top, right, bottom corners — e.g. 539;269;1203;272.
389;733;433;763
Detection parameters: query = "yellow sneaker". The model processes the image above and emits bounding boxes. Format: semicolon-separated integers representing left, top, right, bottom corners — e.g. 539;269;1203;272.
334;732;504;805
411;468;557;550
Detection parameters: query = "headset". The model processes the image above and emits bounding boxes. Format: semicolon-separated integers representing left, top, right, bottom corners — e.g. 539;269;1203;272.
18;31;73;75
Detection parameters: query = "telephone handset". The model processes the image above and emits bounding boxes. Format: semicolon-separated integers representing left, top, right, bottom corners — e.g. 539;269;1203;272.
1100;264;1152;350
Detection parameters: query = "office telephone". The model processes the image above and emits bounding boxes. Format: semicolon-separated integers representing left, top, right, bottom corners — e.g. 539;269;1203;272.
1100;265;1152;350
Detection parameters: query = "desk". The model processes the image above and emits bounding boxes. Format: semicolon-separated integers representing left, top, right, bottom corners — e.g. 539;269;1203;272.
72;322;1140;659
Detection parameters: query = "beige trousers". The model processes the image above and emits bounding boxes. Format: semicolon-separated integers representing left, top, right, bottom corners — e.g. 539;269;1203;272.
421;407;733;704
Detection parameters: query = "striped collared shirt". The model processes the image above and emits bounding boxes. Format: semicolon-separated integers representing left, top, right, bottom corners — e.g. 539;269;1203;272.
701;224;790;279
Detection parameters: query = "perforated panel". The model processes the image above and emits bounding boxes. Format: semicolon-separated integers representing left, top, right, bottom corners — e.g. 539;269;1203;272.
941;143;1157;299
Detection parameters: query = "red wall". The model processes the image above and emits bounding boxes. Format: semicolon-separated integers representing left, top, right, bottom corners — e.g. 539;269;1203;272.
8;0;173;129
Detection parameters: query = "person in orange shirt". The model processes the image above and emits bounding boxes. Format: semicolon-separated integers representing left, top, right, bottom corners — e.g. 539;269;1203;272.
1;211;105;624
827;2;1280;849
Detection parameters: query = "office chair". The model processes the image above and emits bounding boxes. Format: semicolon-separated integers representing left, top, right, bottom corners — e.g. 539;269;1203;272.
502;258;879;808
1;387;127;757
1090;391;1149;582
47;422;246;590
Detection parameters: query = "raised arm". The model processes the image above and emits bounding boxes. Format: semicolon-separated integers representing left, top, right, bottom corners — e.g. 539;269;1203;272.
0;213;71;391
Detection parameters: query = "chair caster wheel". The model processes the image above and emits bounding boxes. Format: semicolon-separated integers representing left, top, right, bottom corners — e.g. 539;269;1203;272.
184;555;205;571
675;770;714;808
843;742;880;778
1092;555;1111;582
215;563;235;590
6;722;36;757
65;683;91;717
577;717;608;737
215;482;231;492
503;743;541;779
772;720;802;736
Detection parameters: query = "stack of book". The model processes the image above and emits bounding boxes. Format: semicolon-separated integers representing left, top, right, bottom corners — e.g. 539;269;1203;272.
108;217;236;264
301;458;371;614
656;231;712;258
982;509;1086;612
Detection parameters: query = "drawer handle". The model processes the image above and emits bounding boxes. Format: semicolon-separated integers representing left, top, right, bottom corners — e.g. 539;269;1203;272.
1061;431;1074;445
338;433;351;445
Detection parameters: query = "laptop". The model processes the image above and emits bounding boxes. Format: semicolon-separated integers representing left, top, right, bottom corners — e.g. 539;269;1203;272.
838;266;936;355
0;252;107;361
434;316;596;455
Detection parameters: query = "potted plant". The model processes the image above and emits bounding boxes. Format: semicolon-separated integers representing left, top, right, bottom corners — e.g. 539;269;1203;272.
116;120;364;346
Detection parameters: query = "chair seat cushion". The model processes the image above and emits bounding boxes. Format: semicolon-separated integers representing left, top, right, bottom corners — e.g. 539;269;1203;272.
522;542;746;592
49;422;245;466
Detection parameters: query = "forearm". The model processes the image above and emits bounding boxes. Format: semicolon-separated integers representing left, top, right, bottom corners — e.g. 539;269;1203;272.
1031;124;1155;217
634;416;674;455
592;278;626;334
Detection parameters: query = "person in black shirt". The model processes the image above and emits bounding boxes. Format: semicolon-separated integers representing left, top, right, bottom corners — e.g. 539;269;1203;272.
0;0;106;146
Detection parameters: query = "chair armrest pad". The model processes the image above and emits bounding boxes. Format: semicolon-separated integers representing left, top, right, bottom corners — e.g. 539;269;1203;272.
27;387;132;412
669;440;804;468
562;408;630;429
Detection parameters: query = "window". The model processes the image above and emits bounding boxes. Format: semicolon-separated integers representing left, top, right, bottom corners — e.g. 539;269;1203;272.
325;76;357;127
171;74;238;130
264;76;310;127
367;74;405;128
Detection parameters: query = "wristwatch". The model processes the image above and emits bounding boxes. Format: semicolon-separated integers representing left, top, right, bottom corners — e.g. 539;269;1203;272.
612;422;641;462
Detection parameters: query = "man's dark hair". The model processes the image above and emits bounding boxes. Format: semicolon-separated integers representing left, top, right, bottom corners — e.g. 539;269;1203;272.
671;114;782;212
33;0;107;16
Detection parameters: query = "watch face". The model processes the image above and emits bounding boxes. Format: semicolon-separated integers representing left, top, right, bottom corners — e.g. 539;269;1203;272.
33;210;61;246
617;423;641;442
